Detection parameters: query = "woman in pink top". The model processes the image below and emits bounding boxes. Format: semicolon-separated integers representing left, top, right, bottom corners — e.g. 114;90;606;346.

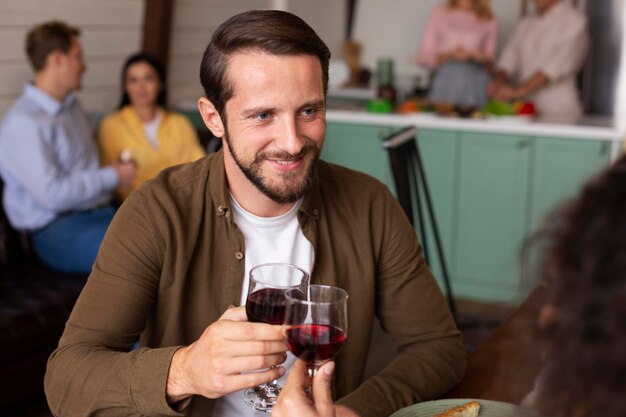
417;0;497;108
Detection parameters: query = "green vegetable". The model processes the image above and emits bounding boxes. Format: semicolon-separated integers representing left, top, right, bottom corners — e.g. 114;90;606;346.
483;100;516;116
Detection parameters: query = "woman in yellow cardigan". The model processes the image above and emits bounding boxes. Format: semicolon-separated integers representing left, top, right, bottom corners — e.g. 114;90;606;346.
98;53;206;201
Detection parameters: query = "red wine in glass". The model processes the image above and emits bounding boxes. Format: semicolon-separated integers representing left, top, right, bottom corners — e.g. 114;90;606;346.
284;285;349;376
243;263;309;412
286;324;347;367
246;288;288;325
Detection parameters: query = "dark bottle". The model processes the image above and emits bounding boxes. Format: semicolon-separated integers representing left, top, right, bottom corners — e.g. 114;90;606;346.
377;58;397;107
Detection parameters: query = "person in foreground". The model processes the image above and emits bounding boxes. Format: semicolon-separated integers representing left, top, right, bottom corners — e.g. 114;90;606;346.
529;155;626;417
487;0;588;120
273;360;336;417
45;10;465;417
0;20;136;274
98;52;206;202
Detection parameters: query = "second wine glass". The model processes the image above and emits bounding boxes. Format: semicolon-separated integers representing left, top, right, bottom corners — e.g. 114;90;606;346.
283;284;349;377
243;263;309;412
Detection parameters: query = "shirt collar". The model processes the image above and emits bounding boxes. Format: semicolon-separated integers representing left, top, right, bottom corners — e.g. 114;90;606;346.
208;149;322;222
23;83;76;116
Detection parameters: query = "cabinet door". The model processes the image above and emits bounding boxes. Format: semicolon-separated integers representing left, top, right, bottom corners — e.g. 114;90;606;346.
454;132;531;302
530;137;611;231
321;123;396;189
416;129;458;290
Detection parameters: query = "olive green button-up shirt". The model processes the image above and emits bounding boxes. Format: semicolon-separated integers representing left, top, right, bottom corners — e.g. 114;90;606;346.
45;150;465;417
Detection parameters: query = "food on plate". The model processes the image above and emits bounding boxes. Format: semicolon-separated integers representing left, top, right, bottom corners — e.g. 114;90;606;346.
432;400;480;417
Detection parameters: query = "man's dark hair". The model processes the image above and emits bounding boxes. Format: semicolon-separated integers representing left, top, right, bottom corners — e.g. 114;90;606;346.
26;20;80;71
118;52;168;109
199;10;331;119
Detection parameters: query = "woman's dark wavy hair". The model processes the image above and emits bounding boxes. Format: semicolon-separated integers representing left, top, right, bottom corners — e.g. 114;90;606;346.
118;52;167;109
534;155;626;417
199;10;331;120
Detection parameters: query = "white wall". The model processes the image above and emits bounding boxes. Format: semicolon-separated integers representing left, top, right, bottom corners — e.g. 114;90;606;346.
352;0;522;82
168;0;345;108
0;0;144;117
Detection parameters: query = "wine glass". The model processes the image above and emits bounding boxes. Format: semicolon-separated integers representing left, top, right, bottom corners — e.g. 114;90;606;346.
283;285;349;377
243;263;309;412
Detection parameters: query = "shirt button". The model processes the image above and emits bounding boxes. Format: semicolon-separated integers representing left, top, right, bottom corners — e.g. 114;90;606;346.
313;209;319;216
235;252;244;260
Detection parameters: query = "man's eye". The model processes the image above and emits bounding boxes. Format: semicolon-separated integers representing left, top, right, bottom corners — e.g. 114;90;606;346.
302;108;316;116
257;112;271;121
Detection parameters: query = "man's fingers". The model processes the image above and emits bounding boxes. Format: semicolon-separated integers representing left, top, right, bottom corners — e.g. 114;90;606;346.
285;359;307;390
219;352;288;374
219;340;287;357
207;320;284;342
313;361;335;415
220;305;247;321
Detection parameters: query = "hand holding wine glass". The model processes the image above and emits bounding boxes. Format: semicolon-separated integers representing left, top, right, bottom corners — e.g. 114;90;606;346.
284;285;348;377
243;263;309;411
273;359;336;417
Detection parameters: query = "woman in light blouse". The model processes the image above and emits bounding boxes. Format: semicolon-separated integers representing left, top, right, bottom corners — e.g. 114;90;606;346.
417;0;497;108
98;53;206;202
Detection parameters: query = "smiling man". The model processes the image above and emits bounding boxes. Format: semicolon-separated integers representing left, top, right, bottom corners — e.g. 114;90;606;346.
45;11;465;417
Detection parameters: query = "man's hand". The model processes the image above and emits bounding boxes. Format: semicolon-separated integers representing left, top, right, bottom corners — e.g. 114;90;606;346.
113;161;137;190
166;306;287;403
491;84;526;101
273;360;336;417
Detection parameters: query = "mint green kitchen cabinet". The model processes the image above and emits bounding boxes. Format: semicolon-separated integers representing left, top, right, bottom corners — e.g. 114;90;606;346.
322;122;612;304
321;123;396;187
529;137;611;231
414;129;458;288
454;133;532;301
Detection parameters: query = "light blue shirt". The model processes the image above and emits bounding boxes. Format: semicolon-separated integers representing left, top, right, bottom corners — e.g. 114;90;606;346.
0;84;118;230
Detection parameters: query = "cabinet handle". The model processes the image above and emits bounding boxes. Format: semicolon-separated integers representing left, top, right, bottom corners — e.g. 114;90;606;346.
516;139;530;148
600;142;610;155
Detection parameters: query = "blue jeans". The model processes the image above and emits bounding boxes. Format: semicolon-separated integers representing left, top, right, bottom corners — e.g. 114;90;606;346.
30;205;116;274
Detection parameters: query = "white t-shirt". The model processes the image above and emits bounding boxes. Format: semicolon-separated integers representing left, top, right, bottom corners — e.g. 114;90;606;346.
143;111;161;149
212;195;314;417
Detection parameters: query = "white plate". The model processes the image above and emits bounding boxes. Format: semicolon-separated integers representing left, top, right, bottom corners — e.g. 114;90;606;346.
389;398;544;417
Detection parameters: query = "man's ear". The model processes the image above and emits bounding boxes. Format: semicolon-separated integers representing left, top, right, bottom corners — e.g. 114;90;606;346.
198;97;225;138
45;50;63;70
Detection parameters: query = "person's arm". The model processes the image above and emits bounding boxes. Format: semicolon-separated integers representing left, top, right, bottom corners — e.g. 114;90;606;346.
0;111;118;212
471;18;498;65
492;71;550;101
537;16;588;84
44;188;287;416
335;187;467;417
417;7;444;69
165;306;286;403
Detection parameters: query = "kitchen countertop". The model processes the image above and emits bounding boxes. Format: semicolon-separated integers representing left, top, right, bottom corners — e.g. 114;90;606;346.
325;87;625;143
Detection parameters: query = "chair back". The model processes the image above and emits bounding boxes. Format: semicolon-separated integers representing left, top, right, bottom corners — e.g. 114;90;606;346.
382;126;419;226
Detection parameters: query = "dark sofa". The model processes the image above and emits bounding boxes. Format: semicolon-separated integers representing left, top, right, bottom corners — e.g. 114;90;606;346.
0;179;87;406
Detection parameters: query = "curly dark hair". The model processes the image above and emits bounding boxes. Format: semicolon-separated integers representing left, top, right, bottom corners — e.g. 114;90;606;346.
534;155;626;417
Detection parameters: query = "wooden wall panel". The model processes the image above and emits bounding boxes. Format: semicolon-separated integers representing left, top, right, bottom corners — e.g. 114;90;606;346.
168;0;273;109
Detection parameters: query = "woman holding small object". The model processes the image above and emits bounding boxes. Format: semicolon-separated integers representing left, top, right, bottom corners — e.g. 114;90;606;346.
417;0;497;109
98;52;206;201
